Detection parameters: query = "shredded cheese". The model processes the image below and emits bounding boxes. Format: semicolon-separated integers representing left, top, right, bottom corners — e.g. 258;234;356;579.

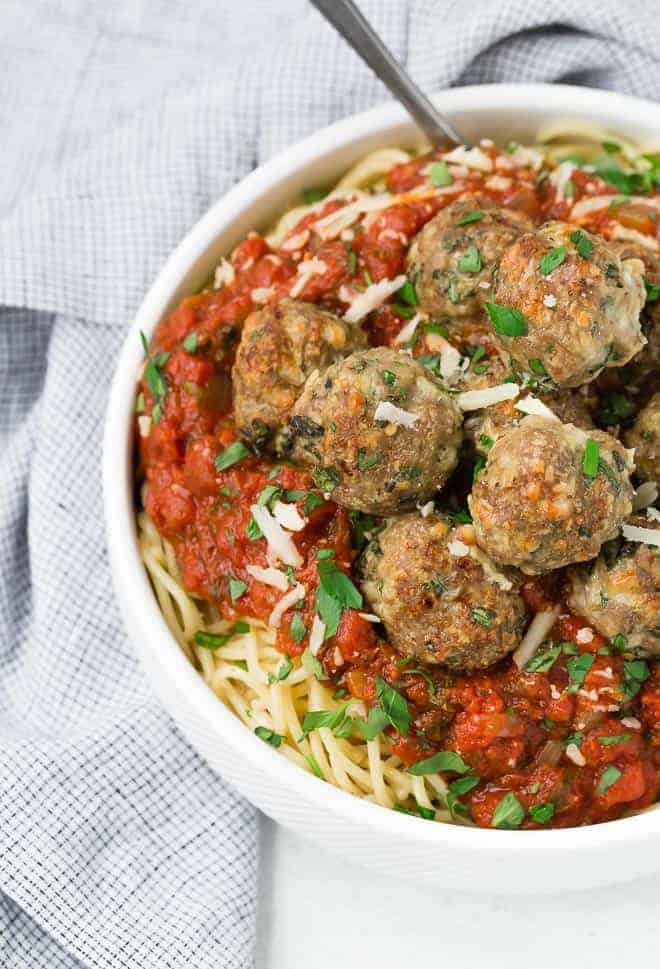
418;500;435;518
358;613;381;623
290;258;328;298
515;395;559;421
647;506;660;522
565;743;586;767
309;614;326;656
373;400;419;427
513;605;562;670
457;383;520;411
447;539;470;557
249;504;303;567
272;500;307;532
269;583;306;628
621;523;660;547
245;565;290;591
138;415;151;438
442;145;493;172
213;258;235;289
344;274;407;323
393;312;422;344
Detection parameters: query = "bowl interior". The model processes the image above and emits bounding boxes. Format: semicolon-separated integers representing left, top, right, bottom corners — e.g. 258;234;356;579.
104;84;660;893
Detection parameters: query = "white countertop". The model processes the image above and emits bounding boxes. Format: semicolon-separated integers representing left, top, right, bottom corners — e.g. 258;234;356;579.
256;816;659;968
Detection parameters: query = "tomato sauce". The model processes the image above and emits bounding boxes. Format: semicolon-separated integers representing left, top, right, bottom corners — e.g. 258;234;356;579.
137;143;660;829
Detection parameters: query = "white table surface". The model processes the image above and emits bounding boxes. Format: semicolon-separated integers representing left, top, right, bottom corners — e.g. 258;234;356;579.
256;815;659;968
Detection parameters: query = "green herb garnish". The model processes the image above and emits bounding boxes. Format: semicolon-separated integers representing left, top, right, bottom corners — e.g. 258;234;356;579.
407;750;470;776
458;245;482;274
485;301;528;337
456;209;485;226
492;791;525;829
569;229;594;259
254;726;283;748
539;245;567;275
582;438;600;478
597;765;622;795
430;160;452;187
215;440;250;471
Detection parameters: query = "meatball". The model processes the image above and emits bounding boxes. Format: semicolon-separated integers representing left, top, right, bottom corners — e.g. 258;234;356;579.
469;416;634;574
407;195;533;319
232;298;365;450
491;221;646;387
359;513;527;670
287;347;462;515
625;392;660;482
567;516;660;656
478;388;595;453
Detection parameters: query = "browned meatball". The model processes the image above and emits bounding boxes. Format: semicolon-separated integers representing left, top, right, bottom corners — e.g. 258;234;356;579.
625;392;660;482
288;347;462;515
567;515;660;656
491;221;646;387
359;513;527;670
477;388;595;453
469;416;634;574
232;298;366;450
407;195;533;319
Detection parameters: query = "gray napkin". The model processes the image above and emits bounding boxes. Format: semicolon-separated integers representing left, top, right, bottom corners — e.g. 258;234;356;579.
1;1;658;966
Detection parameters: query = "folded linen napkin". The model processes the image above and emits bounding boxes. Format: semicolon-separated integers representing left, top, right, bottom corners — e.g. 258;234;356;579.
1;1;658;966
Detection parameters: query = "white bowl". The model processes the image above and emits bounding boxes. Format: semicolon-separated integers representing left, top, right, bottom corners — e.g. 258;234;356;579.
103;83;660;895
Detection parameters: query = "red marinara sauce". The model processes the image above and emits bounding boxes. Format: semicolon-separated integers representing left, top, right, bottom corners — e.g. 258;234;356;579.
137;144;660;829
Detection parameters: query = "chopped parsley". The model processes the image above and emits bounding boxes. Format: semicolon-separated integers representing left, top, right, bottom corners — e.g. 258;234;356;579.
598;733;632;746
569;229;594;259
312;465;339;493
228;576;247;602
355;706;390;741
193;620;249;650
315;556;363;638
458;245;482;274
525;641;562;673
485;301;528;337
529;802;555;824
357;449;381;471
622;659;650;701
644;277;660;303
396;279;418;306
539;245;567;275
407;750;470;776
300;706;350;740
246;515;263;540
528;358;548;377
381;369;396;385
290;613;307;644
348;509;378;552
257;483;282;508
597;765;622;796
302;187;327;204
182;332;198;353
304;753;324;779
215;440;250;471
566;652;594;694
430;160;452;187
254;726;283;748
456;209;485;226
492;791;525;829
301;647;324;678
375;677;410;736
582;438;600;478
597;391;634;426
471;606;496;629
268;656;293;684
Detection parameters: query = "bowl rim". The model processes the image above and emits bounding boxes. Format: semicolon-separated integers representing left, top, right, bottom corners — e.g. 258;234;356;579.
103;82;660;855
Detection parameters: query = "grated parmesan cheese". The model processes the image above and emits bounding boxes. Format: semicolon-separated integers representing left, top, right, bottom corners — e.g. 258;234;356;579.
249;504;303;567
457;383;520;411
272;500;307;532
515;395;559;421
513;605;562;669
393;312;422;344
448;539;470;557
213;258;235;289
373;399;419;427
565;743;586;767
280;229;310;251
576;627;594;644
269;583;306;628
442;145;493;172
251;287;274;304
610;224;659;251
245;565;289;591
138;415;151;438
309;614;326;655
543;294;557;308
358;612;381;623
418;500;435;518
290;258;328;298
344;274;407;323
621;523;660;547
647;506;660;522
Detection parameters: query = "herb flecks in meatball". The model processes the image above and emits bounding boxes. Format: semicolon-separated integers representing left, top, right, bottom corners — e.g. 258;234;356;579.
567;515;660;657
288;347;463;515
469;416;634;574
407;195;533;320
232;298;366;451
359;513;527;670
490;221;646;388
625;392;660;483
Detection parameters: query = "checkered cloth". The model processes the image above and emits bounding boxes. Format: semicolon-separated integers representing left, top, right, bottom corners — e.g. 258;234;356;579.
1;1;658;966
